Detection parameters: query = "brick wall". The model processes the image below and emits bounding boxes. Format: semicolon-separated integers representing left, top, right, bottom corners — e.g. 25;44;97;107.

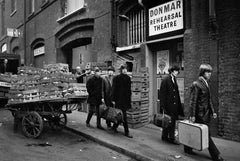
216;0;240;141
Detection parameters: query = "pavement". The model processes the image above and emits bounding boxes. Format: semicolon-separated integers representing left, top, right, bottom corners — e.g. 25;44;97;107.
65;111;240;161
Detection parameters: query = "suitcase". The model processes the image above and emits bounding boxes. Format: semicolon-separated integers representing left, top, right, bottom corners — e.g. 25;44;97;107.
178;120;209;150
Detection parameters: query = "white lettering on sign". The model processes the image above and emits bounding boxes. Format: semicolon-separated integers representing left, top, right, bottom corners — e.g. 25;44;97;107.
34;46;45;56
148;0;183;36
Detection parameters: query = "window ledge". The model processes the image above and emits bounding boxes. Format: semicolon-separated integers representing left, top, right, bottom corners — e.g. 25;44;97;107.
10;10;17;17
41;0;49;9
57;6;86;23
27;12;35;20
116;44;141;52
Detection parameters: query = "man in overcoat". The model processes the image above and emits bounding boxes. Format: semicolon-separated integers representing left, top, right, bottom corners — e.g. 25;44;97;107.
184;64;225;161
111;64;133;138
102;66;115;128
159;65;184;144
86;67;104;130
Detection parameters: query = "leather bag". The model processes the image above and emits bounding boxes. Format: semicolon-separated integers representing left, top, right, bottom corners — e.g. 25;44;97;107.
153;111;171;128
106;105;123;124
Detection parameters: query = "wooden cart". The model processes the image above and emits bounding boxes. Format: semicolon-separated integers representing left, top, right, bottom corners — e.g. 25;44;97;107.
5;97;87;138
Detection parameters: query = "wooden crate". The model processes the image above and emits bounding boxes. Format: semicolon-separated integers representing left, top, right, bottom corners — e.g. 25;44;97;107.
131;91;141;101
130;101;141;111
131;82;142;91
127;110;141;119
22;89;40;102
128;122;143;129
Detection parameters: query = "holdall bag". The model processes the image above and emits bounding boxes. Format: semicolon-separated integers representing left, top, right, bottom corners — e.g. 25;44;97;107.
106;105;123;124
153;111;171;128
178;120;209;151
99;103;108;118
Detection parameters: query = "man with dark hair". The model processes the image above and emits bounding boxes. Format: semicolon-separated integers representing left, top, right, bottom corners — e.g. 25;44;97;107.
184;64;225;161
86;67;104;130
111;64;133;138
102;66;115;129
159;65;184;144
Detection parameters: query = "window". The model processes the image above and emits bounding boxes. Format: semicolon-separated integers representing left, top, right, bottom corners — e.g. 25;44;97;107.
29;0;35;14
126;7;145;45
63;0;85;16
11;0;17;13
1;43;7;53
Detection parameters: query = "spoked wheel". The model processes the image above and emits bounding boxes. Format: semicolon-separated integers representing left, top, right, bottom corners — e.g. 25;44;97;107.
49;113;67;131
22;111;43;138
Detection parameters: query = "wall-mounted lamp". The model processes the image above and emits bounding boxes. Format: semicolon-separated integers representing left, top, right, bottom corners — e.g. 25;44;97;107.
118;14;129;21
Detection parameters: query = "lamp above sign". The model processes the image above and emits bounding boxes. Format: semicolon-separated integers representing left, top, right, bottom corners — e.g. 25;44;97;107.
148;0;183;37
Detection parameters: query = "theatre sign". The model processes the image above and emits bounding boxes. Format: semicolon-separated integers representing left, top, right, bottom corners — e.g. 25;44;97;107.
148;0;183;37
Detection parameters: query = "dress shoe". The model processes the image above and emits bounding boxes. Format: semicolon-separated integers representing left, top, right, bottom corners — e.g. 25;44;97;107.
97;126;105;130
216;156;226;161
162;137;169;142
184;149;196;155
168;139;180;145
111;127;118;133
125;133;133;138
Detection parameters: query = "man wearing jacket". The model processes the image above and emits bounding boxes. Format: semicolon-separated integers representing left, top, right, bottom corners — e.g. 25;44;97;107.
159;65;184;144
86;67;104;130
184;64;225;161
111;64;133;138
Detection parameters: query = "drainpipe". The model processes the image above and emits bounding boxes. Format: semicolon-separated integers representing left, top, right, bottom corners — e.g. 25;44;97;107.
23;0;26;65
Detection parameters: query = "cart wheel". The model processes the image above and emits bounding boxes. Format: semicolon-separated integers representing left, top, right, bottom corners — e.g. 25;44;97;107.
22;112;43;138
49;113;67;131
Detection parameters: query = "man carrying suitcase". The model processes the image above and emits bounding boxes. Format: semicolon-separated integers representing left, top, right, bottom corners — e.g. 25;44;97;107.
185;64;225;161
159;65;184;144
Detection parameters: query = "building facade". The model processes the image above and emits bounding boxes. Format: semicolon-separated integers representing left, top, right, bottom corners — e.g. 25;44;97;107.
1;0;240;141
0;0;113;70
112;0;240;141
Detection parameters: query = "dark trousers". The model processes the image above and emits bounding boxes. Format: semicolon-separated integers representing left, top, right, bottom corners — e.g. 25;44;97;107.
86;104;101;126
162;116;176;141
184;125;220;161
112;109;129;135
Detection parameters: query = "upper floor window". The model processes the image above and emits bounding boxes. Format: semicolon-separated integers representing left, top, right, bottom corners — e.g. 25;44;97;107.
29;0;35;14
11;0;17;13
63;0;85;16
125;7;145;45
1;43;7;53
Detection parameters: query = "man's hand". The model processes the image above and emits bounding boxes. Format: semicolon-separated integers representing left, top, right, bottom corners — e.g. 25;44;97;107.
213;113;217;119
190;116;196;123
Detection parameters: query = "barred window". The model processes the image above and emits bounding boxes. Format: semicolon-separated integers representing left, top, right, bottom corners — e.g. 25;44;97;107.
126;7;145;45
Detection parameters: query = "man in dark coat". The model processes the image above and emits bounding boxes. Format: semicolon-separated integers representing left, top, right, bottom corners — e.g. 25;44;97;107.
184;64;225;161
111;64;133;138
86;67;104;130
102;66;115;128
159;65;184;144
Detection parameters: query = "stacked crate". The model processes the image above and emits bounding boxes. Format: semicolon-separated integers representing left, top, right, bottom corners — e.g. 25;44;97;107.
7;64;88;103
127;67;150;129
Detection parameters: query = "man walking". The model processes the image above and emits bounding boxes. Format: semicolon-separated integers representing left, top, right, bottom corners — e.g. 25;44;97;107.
102;66;115;129
111;64;133;138
184;64;225;161
159;65;184;144
86;67;104;130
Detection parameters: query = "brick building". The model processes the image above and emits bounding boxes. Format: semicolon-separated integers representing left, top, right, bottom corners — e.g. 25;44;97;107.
112;0;240;141
0;0;112;70
0;0;239;141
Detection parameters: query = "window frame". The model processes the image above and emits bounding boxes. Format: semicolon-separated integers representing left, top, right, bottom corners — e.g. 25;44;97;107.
11;0;17;14
29;0;35;14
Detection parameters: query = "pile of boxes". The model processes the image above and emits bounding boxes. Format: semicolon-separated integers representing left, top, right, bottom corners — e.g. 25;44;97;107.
127;67;149;129
7;64;88;103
